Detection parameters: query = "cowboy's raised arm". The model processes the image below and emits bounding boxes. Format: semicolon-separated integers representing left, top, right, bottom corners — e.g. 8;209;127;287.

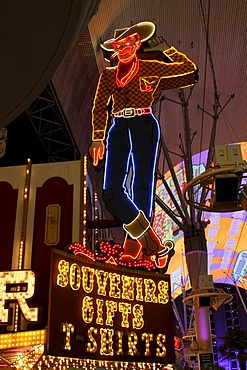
145;36;198;85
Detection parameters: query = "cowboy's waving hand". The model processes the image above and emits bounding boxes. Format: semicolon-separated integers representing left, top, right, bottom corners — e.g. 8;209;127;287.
145;35;170;52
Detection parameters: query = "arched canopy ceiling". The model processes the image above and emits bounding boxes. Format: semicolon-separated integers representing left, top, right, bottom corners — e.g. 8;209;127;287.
0;0;101;128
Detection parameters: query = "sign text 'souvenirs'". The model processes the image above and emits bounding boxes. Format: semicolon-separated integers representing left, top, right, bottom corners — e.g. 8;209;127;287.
47;250;175;364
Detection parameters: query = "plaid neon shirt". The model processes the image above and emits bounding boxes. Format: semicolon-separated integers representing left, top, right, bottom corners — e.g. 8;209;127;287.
92;47;197;141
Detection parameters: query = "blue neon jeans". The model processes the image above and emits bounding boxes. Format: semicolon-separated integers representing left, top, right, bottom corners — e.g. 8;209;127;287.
102;114;160;224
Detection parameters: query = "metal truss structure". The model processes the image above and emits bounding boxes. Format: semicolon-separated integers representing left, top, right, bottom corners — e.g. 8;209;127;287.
26;81;80;163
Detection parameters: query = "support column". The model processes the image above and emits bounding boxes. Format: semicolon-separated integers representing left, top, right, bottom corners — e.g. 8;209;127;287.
194;305;214;370
184;225;208;290
194;307;213;353
184;224;215;370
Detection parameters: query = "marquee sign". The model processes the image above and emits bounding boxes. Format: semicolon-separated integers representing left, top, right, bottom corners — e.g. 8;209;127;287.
47;249;175;365
0;270;39;324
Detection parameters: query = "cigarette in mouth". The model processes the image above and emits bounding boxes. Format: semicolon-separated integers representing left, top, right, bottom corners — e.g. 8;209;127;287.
110;51;119;59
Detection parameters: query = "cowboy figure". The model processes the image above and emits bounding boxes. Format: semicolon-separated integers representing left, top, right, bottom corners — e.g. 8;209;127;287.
89;21;197;269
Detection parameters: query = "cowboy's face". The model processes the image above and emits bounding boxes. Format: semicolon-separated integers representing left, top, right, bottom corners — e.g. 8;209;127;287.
112;33;141;62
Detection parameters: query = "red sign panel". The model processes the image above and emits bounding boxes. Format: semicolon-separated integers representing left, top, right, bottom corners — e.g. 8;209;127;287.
47;249;175;364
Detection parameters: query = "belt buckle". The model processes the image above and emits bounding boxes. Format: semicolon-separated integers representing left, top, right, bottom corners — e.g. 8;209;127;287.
123;108;135;118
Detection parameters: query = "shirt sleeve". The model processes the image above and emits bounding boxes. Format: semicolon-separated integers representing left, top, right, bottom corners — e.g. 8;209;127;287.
91;70;112;141
157;46;197;82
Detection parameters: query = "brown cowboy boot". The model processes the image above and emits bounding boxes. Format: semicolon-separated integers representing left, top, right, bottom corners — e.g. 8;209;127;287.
123;210;174;268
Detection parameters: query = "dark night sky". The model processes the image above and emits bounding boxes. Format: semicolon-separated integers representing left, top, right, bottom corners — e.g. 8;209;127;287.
0;112;48;167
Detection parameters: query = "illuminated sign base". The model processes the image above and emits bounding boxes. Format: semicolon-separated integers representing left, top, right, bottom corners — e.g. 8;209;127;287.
0;335;174;370
37;356;174;369
69;239;174;273
47;249;175;365
0;329;179;369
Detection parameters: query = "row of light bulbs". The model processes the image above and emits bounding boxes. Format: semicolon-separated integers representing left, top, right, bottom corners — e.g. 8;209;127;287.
37;355;173;369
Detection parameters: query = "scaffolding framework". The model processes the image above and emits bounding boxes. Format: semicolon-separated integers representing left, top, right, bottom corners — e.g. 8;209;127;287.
26;81;80;163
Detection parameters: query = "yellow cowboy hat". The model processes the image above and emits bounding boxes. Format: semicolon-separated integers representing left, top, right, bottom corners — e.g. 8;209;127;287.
100;21;156;51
